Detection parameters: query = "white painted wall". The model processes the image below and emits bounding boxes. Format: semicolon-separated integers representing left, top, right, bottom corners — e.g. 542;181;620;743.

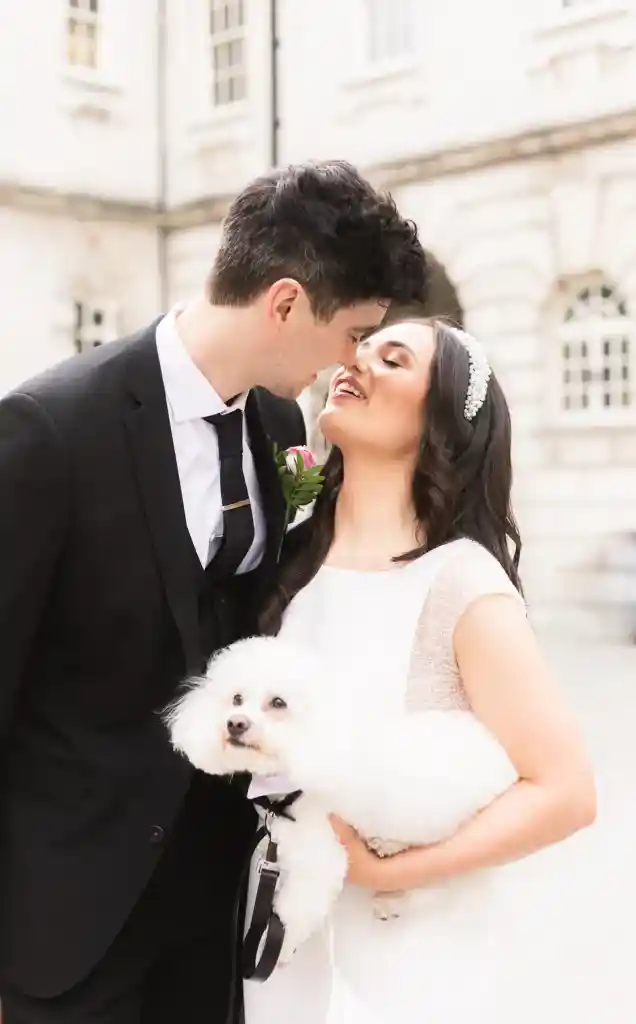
2;1;635;208
0;209;159;394
0;0;160;202
165;221;224;304
274;0;636;169
164;0;274;205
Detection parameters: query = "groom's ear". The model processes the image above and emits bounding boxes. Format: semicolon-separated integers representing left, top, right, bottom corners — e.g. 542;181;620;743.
267;279;304;325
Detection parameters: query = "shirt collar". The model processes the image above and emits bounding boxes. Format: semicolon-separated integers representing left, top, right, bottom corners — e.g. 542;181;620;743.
155;307;248;424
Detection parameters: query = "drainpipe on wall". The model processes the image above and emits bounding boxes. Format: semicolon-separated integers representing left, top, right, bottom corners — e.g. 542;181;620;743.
270;0;280;167
156;0;169;309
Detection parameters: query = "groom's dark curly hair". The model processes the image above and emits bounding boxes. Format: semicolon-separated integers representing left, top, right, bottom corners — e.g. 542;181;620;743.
207;160;430;316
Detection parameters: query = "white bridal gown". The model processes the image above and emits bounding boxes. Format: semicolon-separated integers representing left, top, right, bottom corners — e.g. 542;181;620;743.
243;538;603;1024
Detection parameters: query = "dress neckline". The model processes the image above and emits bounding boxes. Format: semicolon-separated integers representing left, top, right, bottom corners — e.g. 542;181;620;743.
320;538;465;577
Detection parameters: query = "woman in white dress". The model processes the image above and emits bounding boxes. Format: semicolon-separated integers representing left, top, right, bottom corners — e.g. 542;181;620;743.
243;316;596;1024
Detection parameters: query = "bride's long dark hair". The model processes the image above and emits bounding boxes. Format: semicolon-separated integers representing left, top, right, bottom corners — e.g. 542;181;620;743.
261;317;522;634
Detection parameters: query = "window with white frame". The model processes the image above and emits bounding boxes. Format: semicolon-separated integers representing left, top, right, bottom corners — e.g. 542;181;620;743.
364;0;414;65
557;282;635;421
73;302;118;354
66;0;99;71
209;0;247;107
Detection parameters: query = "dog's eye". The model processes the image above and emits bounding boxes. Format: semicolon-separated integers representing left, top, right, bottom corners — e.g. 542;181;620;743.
270;697;287;710
232;694;243;706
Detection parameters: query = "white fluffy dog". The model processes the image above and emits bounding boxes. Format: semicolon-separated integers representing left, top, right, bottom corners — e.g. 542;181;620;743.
167;636;517;963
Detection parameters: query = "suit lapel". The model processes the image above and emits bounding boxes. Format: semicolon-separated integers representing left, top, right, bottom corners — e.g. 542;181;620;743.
245;391;287;571
122;324;201;674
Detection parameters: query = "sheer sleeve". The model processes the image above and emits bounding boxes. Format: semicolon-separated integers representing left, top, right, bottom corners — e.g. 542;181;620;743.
405;539;525;712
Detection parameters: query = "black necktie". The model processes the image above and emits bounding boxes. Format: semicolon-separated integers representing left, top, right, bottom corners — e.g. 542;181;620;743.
205;409;254;578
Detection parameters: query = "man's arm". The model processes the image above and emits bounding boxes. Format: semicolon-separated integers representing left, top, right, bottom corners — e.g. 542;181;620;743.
0;392;68;737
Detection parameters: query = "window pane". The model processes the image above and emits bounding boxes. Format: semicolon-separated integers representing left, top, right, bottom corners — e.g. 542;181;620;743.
229;38;243;68
214;77;230;105
366;0;411;62
210;1;230;35
210;0;246;106
84;24;97;67
558;283;634;417
230;74;246;102
67;13;98;68
214;41;229;70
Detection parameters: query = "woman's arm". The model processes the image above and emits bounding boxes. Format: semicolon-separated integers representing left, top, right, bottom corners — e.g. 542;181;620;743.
333;595;597;892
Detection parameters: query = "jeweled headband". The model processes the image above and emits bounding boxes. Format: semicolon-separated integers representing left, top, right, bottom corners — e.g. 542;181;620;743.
446;326;492;421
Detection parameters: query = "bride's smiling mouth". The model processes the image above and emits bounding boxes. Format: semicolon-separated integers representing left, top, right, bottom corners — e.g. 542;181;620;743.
331;373;367;401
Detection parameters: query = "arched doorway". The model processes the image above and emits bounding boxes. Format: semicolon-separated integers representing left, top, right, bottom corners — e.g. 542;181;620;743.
300;253;463;459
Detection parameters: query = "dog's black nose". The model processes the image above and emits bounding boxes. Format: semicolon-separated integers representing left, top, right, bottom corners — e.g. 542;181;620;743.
227;715;250;739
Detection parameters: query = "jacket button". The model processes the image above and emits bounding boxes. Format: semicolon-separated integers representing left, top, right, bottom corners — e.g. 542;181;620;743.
149;825;165;844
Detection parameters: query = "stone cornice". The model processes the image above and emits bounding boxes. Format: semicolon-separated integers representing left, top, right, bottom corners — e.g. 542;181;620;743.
0;181;159;225
369;108;636;190
161;194;233;230
2;108;636;228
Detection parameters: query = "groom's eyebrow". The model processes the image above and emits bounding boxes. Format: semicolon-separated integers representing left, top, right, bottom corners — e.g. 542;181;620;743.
356;329;380;345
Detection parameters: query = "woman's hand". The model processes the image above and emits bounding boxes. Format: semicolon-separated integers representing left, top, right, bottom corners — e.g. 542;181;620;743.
329;816;386;889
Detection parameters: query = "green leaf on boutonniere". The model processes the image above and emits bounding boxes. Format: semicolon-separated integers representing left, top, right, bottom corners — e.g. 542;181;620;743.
274;445;325;559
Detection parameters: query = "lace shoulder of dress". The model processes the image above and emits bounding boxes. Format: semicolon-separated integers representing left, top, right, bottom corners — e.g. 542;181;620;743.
405;538;525;712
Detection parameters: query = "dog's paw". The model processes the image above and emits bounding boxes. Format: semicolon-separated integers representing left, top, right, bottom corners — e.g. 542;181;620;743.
366;836;409;858
372;891;404;921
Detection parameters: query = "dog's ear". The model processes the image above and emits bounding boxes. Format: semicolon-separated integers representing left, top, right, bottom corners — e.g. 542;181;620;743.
164;676;215;760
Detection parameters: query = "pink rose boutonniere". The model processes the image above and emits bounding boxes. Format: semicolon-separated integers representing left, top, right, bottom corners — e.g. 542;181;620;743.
274;444;325;555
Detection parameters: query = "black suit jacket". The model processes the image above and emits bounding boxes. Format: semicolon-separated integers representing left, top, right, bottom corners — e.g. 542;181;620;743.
0;321;305;998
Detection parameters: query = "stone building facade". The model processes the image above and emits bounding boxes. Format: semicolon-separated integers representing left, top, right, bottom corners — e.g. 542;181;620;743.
1;0;636;638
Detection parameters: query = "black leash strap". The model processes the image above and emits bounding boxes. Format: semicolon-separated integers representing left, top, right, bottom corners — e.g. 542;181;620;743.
241;790;303;982
242;828;285;981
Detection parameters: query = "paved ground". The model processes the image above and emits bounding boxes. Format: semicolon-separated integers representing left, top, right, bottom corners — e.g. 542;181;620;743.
548;642;635;819
537;642;636;1018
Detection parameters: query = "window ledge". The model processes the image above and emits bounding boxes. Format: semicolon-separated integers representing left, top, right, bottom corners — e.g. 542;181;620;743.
535;2;631;35
188;101;249;134
61;67;121;93
339;61;426;121
187;103;250;157
532;2;634;55
59;68;122;120
343;58;418;91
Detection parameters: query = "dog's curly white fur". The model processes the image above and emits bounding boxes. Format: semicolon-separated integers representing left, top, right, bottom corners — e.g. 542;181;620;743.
166;636;517;961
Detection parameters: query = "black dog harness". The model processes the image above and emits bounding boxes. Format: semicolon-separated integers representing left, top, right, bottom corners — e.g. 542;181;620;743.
241;790;303;982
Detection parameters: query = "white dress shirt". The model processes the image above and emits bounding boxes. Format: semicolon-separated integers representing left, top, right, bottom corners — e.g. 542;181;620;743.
155;309;266;571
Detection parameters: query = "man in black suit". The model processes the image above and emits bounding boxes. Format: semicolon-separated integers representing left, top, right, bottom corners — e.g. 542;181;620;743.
0;160;428;1023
